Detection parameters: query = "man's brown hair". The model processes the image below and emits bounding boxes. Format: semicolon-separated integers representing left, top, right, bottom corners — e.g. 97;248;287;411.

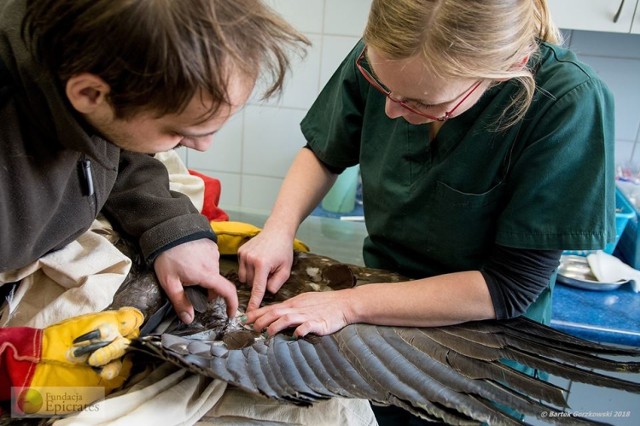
22;0;309;119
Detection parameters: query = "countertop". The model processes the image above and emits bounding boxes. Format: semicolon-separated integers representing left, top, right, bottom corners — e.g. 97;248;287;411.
551;282;640;347
226;209;640;348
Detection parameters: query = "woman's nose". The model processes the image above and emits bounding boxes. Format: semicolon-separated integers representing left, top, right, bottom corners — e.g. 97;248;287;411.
384;98;406;120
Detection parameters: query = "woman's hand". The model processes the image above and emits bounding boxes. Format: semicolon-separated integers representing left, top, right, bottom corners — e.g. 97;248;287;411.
154;238;239;324
237;228;295;311
242;288;357;338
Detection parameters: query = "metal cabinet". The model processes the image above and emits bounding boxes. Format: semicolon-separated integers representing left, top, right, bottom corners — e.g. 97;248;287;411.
547;0;639;33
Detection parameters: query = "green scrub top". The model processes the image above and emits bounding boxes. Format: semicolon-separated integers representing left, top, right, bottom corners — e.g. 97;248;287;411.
301;40;615;324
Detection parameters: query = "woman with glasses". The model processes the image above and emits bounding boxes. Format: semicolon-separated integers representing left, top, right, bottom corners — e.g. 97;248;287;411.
239;1;614;421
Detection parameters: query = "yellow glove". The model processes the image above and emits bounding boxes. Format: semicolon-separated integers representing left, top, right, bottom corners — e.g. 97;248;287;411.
3;307;143;416
211;221;309;255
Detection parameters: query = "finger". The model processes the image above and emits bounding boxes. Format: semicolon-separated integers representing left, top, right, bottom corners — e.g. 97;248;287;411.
163;277;195;324
247;284;267;312
265;312;306;337
237;253;249;284
244;261;255;288
266;267;291;294
293;320;320;338
246;265;272;312
242;304;271;324
250;305;293;334
203;275;239;318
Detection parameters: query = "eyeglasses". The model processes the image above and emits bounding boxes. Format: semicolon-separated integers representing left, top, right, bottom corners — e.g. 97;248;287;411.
355;47;483;122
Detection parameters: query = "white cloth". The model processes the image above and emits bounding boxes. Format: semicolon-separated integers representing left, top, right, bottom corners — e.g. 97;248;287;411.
0;219;130;328
587;251;640;292
54;364;228;426
202;387;378;426
156;150;205;213
54;363;377;426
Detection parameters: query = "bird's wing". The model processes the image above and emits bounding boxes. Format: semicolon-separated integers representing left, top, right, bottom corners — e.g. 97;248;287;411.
130;251;640;425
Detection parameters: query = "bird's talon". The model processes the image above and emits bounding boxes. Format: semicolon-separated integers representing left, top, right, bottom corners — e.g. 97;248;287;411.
73;329;101;343
73;341;111;358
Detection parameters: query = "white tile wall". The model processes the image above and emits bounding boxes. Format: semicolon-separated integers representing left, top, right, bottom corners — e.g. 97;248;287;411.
185;3;640;214
212;171;242;208
242;106;307;178
323;0;372;36
259;34;323;110
265;0;325;34
241;175;284;212
187;111;244;173
320;35;362;87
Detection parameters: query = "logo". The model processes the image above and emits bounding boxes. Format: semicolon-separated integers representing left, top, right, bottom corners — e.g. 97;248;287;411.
11;386;105;418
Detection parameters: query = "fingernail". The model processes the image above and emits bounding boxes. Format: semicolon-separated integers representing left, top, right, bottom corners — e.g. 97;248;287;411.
239;314;247;323
180;312;193;324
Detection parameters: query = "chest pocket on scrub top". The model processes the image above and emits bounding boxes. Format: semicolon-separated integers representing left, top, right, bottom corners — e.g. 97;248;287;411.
427;180;507;270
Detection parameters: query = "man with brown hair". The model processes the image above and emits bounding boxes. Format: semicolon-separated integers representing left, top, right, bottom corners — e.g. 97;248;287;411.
0;0;308;411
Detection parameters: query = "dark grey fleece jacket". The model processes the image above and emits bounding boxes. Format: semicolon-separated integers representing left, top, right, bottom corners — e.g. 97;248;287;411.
0;0;215;272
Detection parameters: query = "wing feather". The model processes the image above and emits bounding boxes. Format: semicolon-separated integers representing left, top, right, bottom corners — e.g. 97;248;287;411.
129;251;640;426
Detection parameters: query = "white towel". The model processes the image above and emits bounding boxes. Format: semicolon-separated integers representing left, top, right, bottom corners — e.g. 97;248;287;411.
587;251;640;293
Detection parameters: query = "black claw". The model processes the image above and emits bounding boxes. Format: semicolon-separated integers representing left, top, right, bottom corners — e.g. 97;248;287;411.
73;341;111;357
73;329;102;343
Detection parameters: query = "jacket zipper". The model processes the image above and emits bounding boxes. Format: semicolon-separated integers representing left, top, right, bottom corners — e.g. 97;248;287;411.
80;154;97;215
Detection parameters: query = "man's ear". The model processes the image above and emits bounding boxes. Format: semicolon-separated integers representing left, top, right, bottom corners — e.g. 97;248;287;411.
65;73;110;114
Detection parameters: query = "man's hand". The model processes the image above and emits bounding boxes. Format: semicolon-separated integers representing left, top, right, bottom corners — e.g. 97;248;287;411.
153;238;239;324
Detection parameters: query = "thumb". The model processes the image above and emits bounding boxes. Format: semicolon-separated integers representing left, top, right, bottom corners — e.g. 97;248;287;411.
163;277;195;324
202;274;239;318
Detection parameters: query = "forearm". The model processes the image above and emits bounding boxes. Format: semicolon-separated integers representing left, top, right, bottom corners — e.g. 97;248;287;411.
104;151;213;261
347;271;496;327
264;148;337;239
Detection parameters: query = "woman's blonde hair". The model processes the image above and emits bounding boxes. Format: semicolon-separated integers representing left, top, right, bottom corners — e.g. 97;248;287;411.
364;0;562;128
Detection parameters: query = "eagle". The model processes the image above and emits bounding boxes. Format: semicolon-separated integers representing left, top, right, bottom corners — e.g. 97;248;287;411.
109;247;640;426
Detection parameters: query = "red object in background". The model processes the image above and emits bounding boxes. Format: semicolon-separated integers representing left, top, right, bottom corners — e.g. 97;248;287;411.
188;170;229;222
